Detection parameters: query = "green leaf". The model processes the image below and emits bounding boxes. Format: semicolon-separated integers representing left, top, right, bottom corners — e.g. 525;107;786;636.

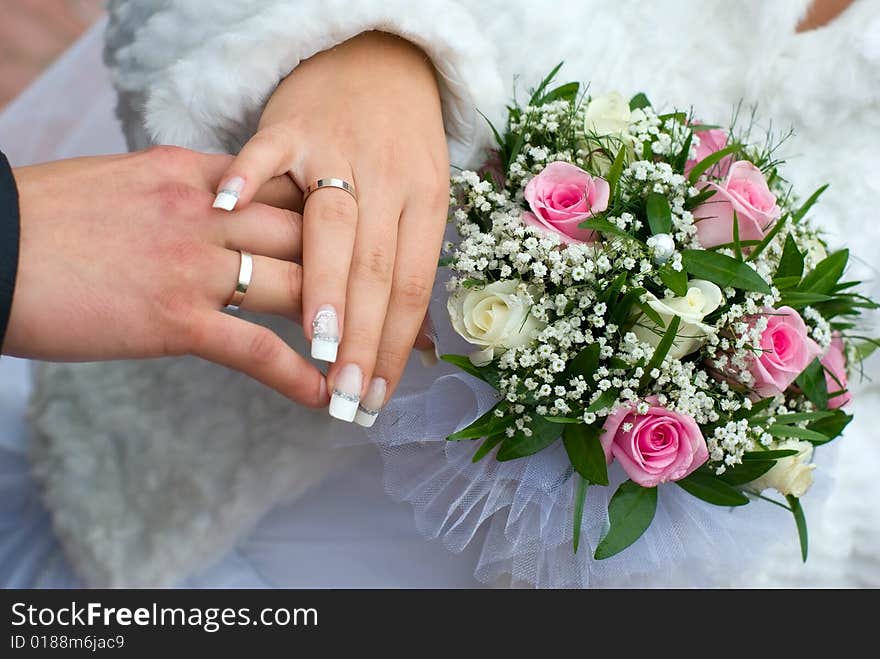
795;358;829;410
673;131;693;174
681;249;771;294
743;449;799;460
537;81;579;105
639;316;681;389
585;388;620;414
440;354;483;380
676;471;750;506
731;396;776;420
777;292;834;309
567;343;600;379
732;212;743;261
646;192;672;235
855;340;879;361
611;287;648;327
594;481;657;560
775;233;804;281
579;217;640;242
476;108;506;151
606;146;627;199
438;255;454;268
786;495;809;562
447;404;507;440
799;249;849;295
658;263;688;297
687;144;740;184
746;215;787;263
718;461;776;486
496;415;562;461
634;299;665;328
807;411;853;444
773;411;834;424
766;424;829;443
543;416;583;424
528;61;564;106
472;434;504;463
562;424;609;485
772;275;802;290
629;92;651;111
791;184;828;224
601;272;628;306
573;476;588;553
684;187;716;211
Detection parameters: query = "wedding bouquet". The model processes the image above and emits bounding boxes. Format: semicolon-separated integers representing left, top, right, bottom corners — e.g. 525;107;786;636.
441;65;878;561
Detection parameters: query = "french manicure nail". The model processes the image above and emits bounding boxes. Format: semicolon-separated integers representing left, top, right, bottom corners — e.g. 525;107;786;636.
329;364;363;422
354;377;387;428
311;305;339;362
212;176;245;211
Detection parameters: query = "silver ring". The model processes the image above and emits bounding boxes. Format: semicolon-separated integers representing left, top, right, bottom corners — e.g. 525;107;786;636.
304;178;357;203
227;250;253;310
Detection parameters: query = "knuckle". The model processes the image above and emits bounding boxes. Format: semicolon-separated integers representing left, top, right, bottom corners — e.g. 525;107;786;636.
352;245;393;283
375;345;408;377
424;179;450;213
394;273;433;310
286;262;303;302
155;180;202;215
247;327;283;366
317;193;357;226
144;145;193;174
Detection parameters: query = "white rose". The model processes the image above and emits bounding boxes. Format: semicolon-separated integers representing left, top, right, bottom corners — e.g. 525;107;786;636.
584;91;632;139
748;440;816;498
447;280;545;366
632;279;723;360
803;236;827;266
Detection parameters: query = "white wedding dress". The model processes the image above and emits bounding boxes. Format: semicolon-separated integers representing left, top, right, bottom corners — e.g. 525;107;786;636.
1;0;879;588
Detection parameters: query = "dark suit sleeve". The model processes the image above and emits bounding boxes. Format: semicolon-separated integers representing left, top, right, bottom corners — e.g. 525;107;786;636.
0;150;21;353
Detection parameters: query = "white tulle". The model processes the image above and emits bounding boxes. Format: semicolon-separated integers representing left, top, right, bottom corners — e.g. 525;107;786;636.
362;361;827;587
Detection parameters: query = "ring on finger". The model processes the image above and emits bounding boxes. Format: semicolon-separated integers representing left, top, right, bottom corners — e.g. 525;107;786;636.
304;178;357;203
226;250;253;310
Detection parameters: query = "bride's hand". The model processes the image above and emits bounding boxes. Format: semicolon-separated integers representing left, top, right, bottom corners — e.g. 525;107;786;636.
6;147;329;408
213;31;448;423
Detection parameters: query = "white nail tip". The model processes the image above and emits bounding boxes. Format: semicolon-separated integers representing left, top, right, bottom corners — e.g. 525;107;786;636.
311;338;339;363
419;348;439;368
329;392;359;422
354;408;378;428
212;191;239;211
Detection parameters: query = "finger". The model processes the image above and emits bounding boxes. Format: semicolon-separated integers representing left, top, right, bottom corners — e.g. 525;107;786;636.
362;198;446;427
413;313;439;363
220;204;303;262
208;250;304;322
252;174;304;212
327;193;400;422
212;125;300;212
191;311;328;408
299;159;358;367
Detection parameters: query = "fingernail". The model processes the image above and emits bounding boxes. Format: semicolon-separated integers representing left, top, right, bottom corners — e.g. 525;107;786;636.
419;348;439;367
354;377;387;428
311;305;339;362
213;176;245;211
329;363;363;422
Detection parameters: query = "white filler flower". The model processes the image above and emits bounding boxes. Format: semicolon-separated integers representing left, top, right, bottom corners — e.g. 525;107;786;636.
447;280;546;366
633;279;723;359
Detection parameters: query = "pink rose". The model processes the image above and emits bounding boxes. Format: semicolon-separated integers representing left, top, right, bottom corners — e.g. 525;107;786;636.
750;307;823;398
685;127;732;177
821;333;851;409
601;397;709;488
522;161;609;243
693;161;781;248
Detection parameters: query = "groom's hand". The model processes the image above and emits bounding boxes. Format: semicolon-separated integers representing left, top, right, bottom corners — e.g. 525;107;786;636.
5;147;329;408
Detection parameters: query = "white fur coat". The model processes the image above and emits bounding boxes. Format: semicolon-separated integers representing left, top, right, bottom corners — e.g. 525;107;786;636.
30;0;880;586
